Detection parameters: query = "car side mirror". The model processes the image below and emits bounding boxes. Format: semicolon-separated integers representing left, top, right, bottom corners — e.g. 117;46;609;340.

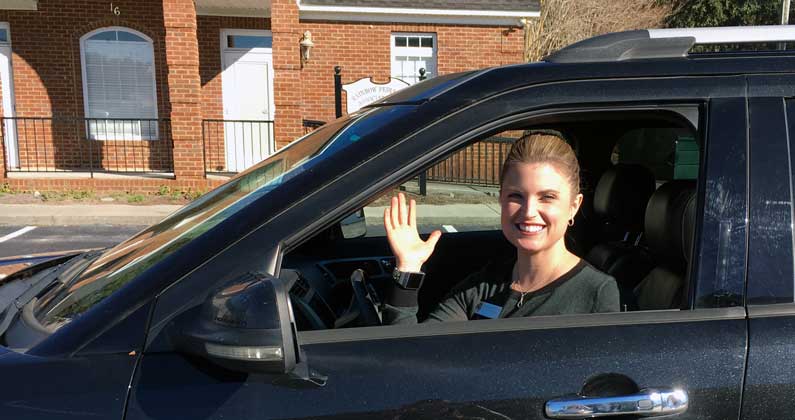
340;209;367;239
177;272;298;375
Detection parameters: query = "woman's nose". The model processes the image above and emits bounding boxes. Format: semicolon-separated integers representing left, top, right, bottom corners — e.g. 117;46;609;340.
522;199;539;218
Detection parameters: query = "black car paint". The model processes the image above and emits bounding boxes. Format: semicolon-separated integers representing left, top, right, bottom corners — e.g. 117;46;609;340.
1;54;795;419
118;75;751;419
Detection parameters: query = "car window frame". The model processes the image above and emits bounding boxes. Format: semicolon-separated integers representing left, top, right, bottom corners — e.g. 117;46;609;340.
278;101;745;344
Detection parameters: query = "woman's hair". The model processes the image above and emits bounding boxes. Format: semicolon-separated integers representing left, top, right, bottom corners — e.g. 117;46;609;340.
499;132;581;197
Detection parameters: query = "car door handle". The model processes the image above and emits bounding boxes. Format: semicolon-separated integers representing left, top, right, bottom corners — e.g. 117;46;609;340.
545;388;688;418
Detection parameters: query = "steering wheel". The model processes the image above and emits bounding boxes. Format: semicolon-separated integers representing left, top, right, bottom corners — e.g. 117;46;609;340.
349;269;382;326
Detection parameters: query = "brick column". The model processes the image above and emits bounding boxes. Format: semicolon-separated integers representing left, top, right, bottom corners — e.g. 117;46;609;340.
271;0;304;148
163;0;204;180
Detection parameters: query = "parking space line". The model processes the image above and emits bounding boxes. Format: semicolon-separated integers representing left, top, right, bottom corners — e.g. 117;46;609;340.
442;225;458;233
0;226;37;243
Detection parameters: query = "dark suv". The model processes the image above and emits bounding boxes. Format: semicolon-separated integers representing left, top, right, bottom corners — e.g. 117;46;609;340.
0;26;793;419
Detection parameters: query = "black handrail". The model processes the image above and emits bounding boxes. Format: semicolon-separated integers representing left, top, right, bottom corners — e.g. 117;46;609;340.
1;117;173;176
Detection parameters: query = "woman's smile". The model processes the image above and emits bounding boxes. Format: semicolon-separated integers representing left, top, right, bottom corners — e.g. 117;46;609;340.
515;223;545;234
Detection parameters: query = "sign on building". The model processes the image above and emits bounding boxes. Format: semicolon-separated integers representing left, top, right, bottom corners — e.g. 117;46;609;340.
342;77;410;113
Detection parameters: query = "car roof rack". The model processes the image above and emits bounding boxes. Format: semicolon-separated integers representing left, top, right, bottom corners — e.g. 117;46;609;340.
544;25;795;63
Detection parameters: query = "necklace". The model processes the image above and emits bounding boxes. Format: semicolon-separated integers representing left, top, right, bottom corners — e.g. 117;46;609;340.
511;258;566;308
516;291;531;308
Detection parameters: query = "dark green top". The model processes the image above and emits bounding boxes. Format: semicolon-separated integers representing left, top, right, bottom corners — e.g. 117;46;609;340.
383;259;620;325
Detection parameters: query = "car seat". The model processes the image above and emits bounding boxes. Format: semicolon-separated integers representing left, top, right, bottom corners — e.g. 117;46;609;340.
585;164;656;310
634;180;696;310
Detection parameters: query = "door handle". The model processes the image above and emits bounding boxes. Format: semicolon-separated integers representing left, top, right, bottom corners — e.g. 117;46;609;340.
545;388;688;419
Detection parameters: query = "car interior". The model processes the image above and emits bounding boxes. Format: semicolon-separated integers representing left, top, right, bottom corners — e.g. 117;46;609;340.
281;109;701;331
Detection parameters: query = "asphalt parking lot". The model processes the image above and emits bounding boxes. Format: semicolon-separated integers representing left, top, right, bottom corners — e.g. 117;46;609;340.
0;225;145;258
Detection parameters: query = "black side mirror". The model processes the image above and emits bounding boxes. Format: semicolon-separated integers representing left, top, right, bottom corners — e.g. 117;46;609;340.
177;272;297;374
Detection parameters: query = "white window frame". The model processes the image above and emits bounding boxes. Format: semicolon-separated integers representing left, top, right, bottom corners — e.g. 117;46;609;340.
79;26;159;141
0;22;18;168
219;28;274;53
390;32;437;85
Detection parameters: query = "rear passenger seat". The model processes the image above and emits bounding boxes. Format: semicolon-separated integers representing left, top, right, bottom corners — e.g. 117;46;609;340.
585;164;656;310
634;180;696;310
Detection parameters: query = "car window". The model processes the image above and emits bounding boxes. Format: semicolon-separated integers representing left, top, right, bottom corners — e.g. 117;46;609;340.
283;108;708;332
611;127;699;181
31;110;381;332
356;132;520;238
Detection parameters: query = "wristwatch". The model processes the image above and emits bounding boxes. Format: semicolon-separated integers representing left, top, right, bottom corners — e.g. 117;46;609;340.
392;268;425;290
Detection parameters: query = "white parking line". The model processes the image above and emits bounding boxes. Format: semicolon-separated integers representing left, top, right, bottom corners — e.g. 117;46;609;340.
0;226;37;243
442;225;458;233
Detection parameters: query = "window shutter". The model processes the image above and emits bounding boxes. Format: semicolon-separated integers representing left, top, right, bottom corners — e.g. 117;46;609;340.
83;31;158;140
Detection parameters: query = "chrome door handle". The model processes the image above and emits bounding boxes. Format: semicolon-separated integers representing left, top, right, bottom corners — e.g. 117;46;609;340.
546;388;688;418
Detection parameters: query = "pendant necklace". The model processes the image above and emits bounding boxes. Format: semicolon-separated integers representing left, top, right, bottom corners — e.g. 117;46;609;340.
512;259;562;309
517;291;530;308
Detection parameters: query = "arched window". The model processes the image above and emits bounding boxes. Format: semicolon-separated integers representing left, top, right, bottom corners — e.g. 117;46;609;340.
80;27;158;140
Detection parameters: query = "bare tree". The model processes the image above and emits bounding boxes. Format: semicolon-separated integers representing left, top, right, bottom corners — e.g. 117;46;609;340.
525;0;673;62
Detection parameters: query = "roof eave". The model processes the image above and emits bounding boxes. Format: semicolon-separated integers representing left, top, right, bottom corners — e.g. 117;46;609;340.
298;5;538;26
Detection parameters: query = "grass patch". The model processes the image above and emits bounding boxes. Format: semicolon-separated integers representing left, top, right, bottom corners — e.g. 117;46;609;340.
155;185;204;201
126;194;145;203
40;189;95;201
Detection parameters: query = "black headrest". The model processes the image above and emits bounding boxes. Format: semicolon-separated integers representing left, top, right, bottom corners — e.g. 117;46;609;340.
645;180;696;269
593;164;656;232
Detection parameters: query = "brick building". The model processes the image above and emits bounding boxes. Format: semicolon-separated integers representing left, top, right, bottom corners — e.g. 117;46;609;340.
0;0;536;192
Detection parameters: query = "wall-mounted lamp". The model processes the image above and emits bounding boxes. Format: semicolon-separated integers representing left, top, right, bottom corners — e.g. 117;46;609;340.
300;31;314;65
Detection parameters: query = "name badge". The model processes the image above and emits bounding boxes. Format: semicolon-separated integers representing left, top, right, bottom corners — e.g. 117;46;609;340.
474;302;502;319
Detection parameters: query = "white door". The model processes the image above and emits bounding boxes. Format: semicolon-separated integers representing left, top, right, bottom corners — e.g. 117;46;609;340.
0;25;17;169
221;30;274;172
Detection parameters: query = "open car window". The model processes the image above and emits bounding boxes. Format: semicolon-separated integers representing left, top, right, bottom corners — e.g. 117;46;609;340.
282;107;705;332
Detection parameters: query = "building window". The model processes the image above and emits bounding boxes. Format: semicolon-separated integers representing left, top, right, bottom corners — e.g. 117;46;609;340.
80;27;158;140
391;33;437;85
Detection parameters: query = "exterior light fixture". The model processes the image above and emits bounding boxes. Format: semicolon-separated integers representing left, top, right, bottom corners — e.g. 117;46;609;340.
300;31;314;65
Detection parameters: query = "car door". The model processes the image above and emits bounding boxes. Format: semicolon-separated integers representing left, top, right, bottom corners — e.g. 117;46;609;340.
125;78;749;420
740;76;795;419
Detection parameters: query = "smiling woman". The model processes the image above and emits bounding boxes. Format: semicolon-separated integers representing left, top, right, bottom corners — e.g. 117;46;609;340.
382;132;619;325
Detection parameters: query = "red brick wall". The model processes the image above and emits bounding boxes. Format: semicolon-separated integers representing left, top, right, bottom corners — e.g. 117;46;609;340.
0;0;525;188
0;0;173;173
295;21;525;132
271;0;304;149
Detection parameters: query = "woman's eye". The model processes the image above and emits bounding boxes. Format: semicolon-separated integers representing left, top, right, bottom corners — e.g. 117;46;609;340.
541;194;557;201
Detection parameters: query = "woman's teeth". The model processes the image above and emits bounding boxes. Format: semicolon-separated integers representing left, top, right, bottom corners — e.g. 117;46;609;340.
517;224;544;233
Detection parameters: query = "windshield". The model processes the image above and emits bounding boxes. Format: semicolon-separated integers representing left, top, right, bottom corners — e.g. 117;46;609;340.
33;112;369;331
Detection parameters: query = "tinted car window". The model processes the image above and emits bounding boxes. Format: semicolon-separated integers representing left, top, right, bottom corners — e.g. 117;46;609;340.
612;127;698;181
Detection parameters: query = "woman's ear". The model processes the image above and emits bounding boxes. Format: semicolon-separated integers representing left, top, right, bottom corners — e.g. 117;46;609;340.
571;193;584;217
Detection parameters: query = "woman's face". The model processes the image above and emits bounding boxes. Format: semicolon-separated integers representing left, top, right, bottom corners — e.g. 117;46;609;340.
499;162;583;256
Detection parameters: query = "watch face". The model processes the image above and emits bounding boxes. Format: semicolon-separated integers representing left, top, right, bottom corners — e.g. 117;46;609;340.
403;273;424;289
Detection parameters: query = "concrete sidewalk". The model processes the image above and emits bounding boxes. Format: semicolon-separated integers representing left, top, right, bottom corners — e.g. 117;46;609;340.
0;202;501;226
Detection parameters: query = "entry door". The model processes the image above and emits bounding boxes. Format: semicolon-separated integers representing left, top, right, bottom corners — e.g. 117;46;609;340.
0;26;17;168
221;31;274;172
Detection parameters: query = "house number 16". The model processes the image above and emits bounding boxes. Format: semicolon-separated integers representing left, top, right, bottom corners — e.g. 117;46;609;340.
110;3;120;15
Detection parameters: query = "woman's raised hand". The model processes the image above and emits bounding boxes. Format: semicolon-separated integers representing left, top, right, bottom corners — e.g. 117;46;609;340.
383;193;442;272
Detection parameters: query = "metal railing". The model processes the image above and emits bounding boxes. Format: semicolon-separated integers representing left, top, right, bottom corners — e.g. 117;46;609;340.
202;119;275;174
426;136;514;186
1;117;173;175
